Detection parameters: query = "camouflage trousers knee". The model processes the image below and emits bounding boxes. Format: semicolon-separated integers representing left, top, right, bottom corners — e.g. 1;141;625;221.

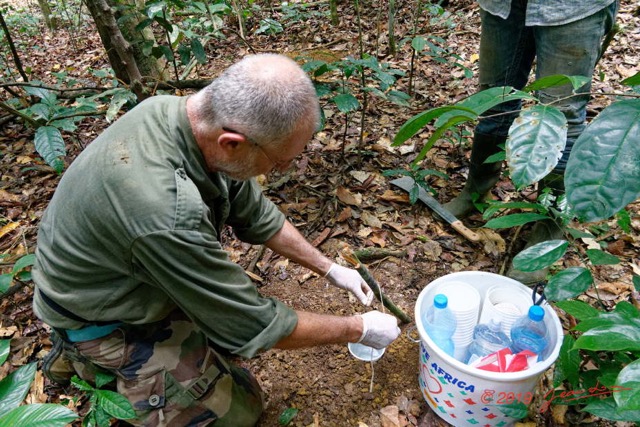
48;311;263;427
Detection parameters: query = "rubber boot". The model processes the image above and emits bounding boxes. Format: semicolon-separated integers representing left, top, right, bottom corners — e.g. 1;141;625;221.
507;173;565;285
42;331;76;386
444;132;504;218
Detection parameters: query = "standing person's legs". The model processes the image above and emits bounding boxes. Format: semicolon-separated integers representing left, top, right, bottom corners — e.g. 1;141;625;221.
445;0;536;217
69;311;263;426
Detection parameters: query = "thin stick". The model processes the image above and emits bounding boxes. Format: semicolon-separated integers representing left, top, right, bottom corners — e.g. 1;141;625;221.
341;248;412;324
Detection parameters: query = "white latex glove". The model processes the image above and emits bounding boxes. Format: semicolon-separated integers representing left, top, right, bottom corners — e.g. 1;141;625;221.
325;263;374;306
357;311;401;349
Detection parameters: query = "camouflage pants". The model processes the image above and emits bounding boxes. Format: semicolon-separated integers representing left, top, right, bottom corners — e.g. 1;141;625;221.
60;310;263;427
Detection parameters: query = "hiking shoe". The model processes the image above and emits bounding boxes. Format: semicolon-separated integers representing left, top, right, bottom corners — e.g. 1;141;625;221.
42;331;76;386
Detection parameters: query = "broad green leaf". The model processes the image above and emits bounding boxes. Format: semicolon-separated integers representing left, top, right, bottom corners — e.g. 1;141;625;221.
572;312;627;332
553;334;581;386
523;74;591;92
482;201;545;220
106;90;135;123
412;115;474;165
435;86;536;127
71;375;95;392
484;213;549;229
0;363;37;414
506;105;567;188
387;90;411;107
190;38;206;64
0;403;78;427
555;301;600;320
331;93;360;114
615;359;640;411
12;254;35;274
0;340;9;365
49;119;77;133
566;99;640;222
545;267;593;301
634;275;640;292
95;371;116;389
278;407;299;425
622;71;640;87
496;401;528;419
411;36;426;52
614;301;640;319
95;390;136;419
393;106;476;146
0;274;11;294
23;86;57;105
574;319;640;352
584;397;640;422
511;240;568;272
586;248;620;265
34;126;65;173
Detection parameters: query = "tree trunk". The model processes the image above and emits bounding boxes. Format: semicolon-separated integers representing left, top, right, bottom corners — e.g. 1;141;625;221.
86;0;147;101
84;0;166;86
0;9;29;82
36;0;59;30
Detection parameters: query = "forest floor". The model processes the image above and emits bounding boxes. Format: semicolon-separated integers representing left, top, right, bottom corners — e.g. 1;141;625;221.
1;0;640;426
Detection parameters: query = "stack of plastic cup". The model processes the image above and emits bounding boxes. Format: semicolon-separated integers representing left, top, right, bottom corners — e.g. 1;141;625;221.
348;342;385;362
432;280;481;361
478;285;532;336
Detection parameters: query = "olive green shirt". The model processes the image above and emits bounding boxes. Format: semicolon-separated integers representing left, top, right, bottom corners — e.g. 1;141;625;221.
33;96;297;358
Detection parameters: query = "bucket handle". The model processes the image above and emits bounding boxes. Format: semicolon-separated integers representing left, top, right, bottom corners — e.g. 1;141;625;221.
405;325;421;343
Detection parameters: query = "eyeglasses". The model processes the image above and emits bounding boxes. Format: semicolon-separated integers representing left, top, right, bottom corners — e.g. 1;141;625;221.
222;127;294;170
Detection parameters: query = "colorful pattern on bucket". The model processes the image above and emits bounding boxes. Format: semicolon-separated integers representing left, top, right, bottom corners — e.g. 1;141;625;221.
419;343;512;427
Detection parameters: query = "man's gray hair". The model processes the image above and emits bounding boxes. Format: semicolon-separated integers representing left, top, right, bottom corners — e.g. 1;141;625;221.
199;54;320;146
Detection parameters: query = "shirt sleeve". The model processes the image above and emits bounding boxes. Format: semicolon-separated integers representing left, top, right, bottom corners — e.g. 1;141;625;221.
225;179;286;244
130;229;298;358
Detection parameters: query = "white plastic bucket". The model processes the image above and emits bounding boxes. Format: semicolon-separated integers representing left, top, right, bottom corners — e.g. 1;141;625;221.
415;272;563;427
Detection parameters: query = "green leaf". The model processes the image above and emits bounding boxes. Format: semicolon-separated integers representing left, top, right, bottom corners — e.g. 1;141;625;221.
615;359;640;411
634;275;640;292
0;363;37;414
555;300;599;320
584;397;640;422
566;99;640;222
586;248;620;265
34;126;65;173
621;71;640;87
511;239;568;272
0;274;11;294
435;86;536;127
23;86;57;105
71;375;95;392
393;106;476;146
95;390;136;419
506;105;567;188
482;201;545;220
0;403;78;427
411;36;426;52
545;267;593;301
12;254;35;274
0;340;9;365
95;371;116;389
496;401;528;419
523;74;591;92
49;119;77;133
331;93;360;113
387;90;411;107
412;114;475;165
574;316;640;351
190;38;206;64
553;334;581;386
483;213;549;229
278;407;299;425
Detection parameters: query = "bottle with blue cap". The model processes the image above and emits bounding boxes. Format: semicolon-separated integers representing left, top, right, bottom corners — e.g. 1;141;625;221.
423;294;457;357
510;305;549;360
464;319;511;364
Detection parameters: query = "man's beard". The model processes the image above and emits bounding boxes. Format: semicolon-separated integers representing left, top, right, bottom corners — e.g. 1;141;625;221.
216;149;261;181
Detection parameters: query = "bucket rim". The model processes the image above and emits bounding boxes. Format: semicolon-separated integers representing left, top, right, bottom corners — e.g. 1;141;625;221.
415;271;564;381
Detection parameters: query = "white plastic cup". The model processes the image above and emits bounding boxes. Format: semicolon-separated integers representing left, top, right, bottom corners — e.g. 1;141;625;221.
348;342;385;362
478;285;532;335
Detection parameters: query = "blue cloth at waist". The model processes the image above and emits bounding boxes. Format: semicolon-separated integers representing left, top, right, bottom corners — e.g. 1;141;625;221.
65;322;123;343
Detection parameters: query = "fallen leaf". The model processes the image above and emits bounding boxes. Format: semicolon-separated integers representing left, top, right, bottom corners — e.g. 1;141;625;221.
361;211;382;228
379;189;409;203
0;221;21;239
380;405;400;427
337;186;362;206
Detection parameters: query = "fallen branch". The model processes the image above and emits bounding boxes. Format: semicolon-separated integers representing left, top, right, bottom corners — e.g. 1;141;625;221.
353;247;406;263
341;248;412;324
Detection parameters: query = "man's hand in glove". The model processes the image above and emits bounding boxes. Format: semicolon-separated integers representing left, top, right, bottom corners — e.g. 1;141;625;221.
357;311;401;349
325;263;374;306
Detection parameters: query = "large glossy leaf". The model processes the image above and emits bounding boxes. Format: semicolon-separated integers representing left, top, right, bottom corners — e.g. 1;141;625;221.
95;390;136;419
574;316;640;351
584;398;640;422
393;105;476;146
553;334;581;386
484;213;549;229
0;363;37;414
586;249;620;265
0;403;78;426
615;359;640;411
506;105;567;188
511;239;568;272
331;93;360;114
435;86;536;127
622;71;640;87
566;99;640;222
0;340;9;365
523;74;591;92
412;114;475;165
555;300;599;320
34;126;65;173
12;254;35;274
545;267;593;302
0;274;11;294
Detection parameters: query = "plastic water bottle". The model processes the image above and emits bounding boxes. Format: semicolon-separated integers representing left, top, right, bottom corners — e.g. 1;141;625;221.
510;305;549;361
464;319;511;364
423;294;457;357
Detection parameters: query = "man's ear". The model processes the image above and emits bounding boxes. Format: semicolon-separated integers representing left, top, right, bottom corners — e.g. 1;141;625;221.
218;130;246;153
